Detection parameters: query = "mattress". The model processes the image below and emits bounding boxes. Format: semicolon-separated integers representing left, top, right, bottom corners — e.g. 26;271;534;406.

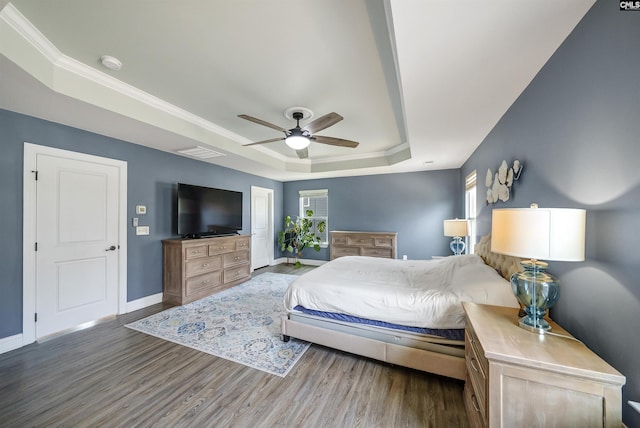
284;254;519;330
287;310;465;358
292;305;465;341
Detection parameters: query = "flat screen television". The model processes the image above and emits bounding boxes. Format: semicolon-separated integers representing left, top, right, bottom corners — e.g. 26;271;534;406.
177;183;243;238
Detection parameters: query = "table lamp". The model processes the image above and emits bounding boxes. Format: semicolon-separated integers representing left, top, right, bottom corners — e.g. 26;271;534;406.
491;203;585;334
443;219;470;256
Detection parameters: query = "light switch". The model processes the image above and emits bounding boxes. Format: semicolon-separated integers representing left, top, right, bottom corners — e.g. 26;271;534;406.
136;205;147;214
136;226;150;235
132;217;139;227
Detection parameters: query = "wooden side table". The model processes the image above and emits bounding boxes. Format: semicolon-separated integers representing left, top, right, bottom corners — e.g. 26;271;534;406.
463;302;625;428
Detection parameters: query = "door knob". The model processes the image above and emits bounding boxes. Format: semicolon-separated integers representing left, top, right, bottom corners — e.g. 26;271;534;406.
105;245;117;251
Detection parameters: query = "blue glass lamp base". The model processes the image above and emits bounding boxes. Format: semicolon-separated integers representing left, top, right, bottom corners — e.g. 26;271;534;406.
510;259;560;334
518;315;552;334
449;237;466;256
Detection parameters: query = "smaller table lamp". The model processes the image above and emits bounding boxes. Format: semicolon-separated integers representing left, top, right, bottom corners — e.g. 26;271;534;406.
443;219;470;256
491;203;586;334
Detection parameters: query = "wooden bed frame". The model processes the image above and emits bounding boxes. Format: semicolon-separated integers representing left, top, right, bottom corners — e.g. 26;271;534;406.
281;234;522;380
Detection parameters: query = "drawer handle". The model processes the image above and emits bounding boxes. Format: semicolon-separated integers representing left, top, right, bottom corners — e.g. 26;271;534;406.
202;279;210;284
471;393;480;412
202;263;209;268
192;250;200;254
470;357;480;373
234;256;240;261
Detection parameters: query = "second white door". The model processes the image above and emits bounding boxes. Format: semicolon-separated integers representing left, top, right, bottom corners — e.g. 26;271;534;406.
251;186;273;269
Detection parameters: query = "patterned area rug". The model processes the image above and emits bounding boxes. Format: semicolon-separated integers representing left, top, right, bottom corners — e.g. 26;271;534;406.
125;272;309;377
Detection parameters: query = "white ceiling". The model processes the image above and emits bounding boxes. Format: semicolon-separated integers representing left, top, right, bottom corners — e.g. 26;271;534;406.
0;0;594;181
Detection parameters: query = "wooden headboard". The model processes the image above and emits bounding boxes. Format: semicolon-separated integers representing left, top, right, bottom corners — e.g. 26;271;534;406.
474;234;523;281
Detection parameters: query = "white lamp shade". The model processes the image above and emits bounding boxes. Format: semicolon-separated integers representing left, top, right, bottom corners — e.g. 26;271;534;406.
443;219;469;237
491;206;586;261
285;135;310;150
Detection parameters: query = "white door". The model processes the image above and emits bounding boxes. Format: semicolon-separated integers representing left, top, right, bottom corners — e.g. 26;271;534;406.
35;154;120;338
251;186;273;269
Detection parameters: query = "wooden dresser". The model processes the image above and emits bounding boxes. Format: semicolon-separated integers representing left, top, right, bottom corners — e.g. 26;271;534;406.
162;235;251;305
329;231;397;260
462;302;625;428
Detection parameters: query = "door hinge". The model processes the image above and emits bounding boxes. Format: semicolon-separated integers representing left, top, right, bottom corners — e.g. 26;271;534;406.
34;313;37;322
31;170;38;181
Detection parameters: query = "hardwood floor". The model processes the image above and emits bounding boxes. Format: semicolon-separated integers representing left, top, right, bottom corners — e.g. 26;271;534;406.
0;264;468;427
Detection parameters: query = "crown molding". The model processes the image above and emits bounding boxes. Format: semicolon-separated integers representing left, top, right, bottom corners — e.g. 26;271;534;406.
1;2;411;177
0;3;250;145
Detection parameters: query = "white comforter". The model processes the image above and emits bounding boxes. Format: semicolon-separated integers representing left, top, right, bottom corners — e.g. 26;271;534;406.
284;255;519;329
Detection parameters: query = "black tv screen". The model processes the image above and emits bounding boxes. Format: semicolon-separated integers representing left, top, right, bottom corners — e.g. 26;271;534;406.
177;183;243;237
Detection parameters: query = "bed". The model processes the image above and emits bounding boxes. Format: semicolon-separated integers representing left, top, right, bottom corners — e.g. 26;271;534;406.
280;234;522;380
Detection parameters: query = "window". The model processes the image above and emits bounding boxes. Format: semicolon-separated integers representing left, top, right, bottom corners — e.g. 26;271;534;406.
465;170;477;253
299;189;328;247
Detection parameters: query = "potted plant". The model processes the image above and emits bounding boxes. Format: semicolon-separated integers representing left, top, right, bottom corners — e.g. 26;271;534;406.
278;209;326;267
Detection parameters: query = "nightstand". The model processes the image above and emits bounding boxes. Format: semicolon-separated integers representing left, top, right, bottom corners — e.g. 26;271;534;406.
462;302;625;428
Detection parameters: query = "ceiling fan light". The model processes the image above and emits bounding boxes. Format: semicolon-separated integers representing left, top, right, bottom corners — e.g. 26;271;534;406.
285;135;310;150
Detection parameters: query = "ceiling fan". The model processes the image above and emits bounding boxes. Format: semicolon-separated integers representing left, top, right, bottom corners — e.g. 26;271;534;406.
239;111;359;159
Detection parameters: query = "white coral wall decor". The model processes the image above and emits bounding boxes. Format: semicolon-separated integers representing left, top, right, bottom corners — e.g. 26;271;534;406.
486;159;523;204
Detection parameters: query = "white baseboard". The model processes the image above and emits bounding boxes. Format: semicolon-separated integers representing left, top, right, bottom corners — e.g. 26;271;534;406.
0;333;24;355
125;292;163;313
0;293;162;355
298;258;326;266
272;257;327;267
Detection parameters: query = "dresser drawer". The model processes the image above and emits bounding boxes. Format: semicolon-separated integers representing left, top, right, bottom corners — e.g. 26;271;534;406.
234;236;251;251
466;323;488;375
223;250;250;267
361;247;392;258
184;245;208;260
185;271;223;296
346;236;374;247
208;239;236;255
332;246;361;258
185;256;222;278
224;264;251;283
374;237;394;248
464;378;485;428
331;235;348;246
465;329;487;421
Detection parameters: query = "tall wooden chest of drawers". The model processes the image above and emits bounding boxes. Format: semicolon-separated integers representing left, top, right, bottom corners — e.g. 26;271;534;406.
162;235;251;305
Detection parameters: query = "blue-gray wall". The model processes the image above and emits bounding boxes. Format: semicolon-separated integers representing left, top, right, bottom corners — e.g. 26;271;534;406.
282;169;461;261
0;109;283;337
2;2;638;424
461;2;640;425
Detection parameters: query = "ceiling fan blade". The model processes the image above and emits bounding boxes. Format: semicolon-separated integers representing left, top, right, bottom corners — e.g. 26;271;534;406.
238;114;287;132
243;137;284;146
302;112;343;134
296;148;309;159
312;135;359;148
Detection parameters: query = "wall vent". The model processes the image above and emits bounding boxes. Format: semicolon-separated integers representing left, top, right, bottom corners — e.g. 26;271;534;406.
176;146;225;159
